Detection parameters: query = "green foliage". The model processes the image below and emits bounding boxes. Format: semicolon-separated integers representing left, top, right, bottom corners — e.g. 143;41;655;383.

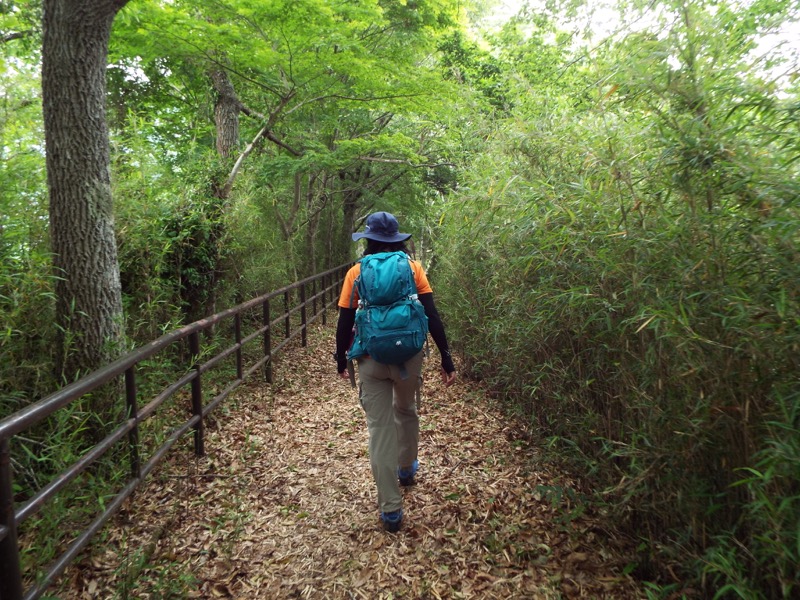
109;0;465;264
0;33;56;410
702;390;800;599
0;0;42;56
0;262;57;417
438;30;511;112
12;397;132;590
433;1;800;597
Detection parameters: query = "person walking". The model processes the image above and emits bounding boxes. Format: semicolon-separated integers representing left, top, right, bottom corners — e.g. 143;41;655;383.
335;211;457;532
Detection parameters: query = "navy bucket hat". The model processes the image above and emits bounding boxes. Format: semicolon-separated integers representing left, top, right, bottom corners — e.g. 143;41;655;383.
352;211;412;243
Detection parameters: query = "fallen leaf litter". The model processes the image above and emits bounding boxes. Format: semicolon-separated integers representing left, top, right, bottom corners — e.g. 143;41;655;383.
58;323;643;599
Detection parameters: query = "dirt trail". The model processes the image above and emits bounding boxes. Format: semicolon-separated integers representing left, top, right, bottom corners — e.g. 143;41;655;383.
63;324;642;599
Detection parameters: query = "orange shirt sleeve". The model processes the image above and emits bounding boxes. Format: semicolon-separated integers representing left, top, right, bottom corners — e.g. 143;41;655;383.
411;260;433;295
338;263;361;308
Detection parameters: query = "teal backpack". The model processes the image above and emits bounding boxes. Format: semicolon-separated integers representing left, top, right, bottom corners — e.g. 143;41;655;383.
347;251;429;369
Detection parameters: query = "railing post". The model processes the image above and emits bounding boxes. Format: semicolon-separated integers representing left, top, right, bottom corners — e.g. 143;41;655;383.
124;367;141;479
263;299;273;383
0;438;23;600
283;291;290;339
312;278;318;321
300;283;307;347
188;332;204;457
321;274;327;326
234;312;243;380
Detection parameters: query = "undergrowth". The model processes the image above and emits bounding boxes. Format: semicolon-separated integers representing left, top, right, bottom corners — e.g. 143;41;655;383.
433;56;800;597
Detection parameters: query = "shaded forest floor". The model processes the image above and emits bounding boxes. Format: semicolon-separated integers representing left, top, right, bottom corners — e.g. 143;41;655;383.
62;323;644;599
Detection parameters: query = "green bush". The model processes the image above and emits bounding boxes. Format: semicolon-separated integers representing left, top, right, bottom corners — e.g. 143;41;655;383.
434;71;800;597
0;256;58;418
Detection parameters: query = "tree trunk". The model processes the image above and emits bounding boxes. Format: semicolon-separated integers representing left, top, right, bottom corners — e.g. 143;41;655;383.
338;164;371;264
340;191;360;264
43;0;129;387
303;175;320;278
210;68;240;159
195;67;241;321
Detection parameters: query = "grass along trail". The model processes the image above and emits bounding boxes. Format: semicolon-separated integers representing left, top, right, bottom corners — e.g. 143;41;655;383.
62;323;643;599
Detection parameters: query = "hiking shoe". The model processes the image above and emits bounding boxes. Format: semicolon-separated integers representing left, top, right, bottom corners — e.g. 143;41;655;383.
398;460;419;487
381;509;403;533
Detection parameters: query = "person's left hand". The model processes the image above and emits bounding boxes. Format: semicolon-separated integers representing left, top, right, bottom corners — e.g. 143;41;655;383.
441;368;456;388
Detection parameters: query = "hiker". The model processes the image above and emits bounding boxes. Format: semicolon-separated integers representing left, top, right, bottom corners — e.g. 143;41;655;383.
335;211;457;532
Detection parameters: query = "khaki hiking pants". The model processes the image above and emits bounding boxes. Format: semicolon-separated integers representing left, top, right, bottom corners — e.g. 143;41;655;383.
356;351;424;514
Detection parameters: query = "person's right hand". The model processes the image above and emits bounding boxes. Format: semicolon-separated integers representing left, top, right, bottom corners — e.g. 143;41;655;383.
441;368;456;387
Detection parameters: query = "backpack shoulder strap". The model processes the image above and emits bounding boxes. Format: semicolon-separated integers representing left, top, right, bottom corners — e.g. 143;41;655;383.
404;255;419;297
350;259;365;309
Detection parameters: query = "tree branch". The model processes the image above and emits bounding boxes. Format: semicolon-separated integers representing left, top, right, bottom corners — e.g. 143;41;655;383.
221;124;269;198
2;31;31;44
356;156;456;168
221;89;302;196
265;130;302;156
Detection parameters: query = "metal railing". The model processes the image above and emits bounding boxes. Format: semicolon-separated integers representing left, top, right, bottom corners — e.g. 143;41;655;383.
0;263;350;600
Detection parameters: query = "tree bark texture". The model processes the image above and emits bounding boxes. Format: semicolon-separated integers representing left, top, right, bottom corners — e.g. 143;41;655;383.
43;0;129;381
210;68;240;160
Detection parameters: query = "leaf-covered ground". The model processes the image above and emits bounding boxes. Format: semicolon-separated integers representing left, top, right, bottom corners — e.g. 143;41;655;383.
62;324;643;599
